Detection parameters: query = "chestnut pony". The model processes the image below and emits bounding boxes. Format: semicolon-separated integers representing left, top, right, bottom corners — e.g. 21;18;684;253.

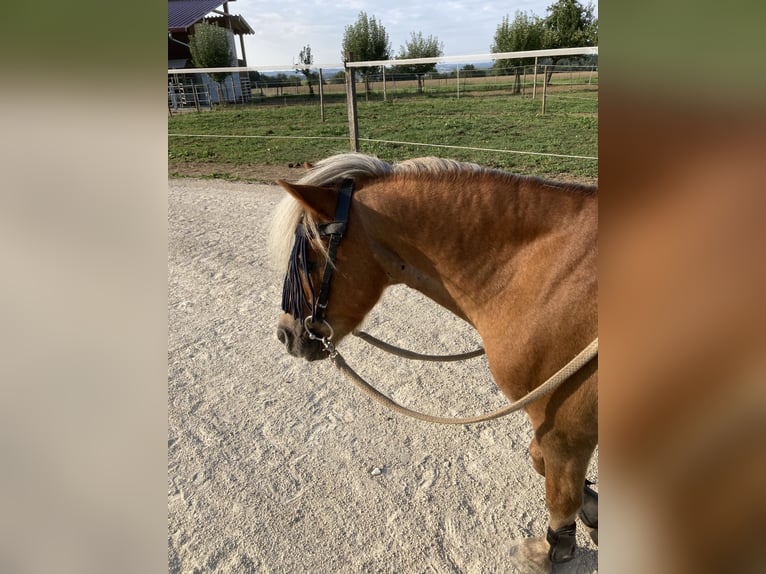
269;153;597;572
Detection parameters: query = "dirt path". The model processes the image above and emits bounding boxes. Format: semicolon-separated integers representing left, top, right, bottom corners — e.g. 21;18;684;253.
167;178;598;573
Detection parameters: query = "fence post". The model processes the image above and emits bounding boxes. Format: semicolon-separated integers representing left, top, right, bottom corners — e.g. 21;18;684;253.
382;66;387;102
193;84;200;112
541;65;548;114
532;57;538;100
522;66;526;97
318;68;325;122
344;52;360;152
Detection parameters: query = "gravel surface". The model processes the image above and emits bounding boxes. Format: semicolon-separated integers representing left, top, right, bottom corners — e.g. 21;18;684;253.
168;177;598;573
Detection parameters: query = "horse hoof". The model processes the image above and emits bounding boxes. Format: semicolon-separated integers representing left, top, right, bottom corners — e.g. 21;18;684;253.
579;482;598;546
547;523;577;563
508;537;553;574
578;522;598;546
588;527;598;545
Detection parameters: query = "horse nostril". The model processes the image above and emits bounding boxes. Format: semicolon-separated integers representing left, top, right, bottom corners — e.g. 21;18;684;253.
276;327;288;345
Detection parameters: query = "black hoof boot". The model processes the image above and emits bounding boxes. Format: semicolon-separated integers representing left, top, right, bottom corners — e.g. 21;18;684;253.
579;482;598;545
546;523;576;563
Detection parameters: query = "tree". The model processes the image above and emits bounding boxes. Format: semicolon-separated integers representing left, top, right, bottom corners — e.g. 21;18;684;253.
491;12;544;94
461;64;477;78
188;21;233;101
541;0;598;83
298;45;316;96
341;12;391;98
544;0;597;49
393;32;444;93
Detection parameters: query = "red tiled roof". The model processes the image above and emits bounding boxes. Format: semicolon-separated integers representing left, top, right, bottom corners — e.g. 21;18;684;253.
168;0;228;32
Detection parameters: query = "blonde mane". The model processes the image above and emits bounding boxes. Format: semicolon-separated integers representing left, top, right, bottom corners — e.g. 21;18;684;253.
268;153;489;276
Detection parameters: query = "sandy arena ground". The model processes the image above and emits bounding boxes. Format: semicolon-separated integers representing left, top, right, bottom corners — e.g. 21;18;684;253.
168;177;598;573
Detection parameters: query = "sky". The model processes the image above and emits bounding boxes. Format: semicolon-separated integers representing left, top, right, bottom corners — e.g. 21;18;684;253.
230;0;597;69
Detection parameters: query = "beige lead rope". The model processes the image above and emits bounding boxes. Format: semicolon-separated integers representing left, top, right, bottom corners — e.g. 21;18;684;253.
330;338;598;425
352;329;486;361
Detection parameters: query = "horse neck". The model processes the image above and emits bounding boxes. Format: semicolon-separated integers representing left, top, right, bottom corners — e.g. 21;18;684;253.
356;172;597;322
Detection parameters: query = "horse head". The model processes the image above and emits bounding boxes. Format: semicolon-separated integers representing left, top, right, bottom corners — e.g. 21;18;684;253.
271;177;387;361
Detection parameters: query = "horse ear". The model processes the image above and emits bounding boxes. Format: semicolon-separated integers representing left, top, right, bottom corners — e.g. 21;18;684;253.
276;179;338;221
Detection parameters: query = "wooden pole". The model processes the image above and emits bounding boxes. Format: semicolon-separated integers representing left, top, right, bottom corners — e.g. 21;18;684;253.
344;53;360;152
532;57;538;99
522;66;526;97
239;34;247;66
541;65;548;114
193;83;200;112
318;68;325;122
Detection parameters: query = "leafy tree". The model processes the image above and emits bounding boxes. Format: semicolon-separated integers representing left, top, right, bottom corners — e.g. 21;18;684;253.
342;11;391;98
541;0;598;82
491;12;544;94
461;64;477;78
298;44;316;96
544;0;597;49
248;70;264;96
393;32;444;93
188;21;233;90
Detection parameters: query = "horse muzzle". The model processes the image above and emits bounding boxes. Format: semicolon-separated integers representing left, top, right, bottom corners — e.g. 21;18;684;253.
276;315;328;361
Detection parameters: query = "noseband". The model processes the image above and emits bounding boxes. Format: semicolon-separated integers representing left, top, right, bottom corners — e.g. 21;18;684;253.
281;179;355;346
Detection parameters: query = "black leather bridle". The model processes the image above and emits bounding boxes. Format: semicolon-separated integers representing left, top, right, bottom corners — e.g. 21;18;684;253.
280;179;355;339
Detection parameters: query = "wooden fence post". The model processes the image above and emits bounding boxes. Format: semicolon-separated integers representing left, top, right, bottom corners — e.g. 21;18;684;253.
344;52;360;152
541;65;548;114
192;84;200;112
522;66;526;97
318;68;325;122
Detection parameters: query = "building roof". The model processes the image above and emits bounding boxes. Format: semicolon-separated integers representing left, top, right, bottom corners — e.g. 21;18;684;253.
205;14;254;35
168;0;253;35
168;0;223;32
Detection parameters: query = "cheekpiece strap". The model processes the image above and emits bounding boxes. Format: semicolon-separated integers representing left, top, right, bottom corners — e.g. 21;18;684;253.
312;179;355;324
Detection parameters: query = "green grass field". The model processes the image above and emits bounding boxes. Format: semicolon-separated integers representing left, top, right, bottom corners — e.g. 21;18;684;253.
168;89;597;183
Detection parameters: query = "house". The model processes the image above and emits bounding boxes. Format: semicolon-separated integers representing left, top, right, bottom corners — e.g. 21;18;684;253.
168;0;254;106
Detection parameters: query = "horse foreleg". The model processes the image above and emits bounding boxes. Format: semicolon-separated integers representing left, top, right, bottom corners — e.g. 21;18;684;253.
543;473;581;563
529;436;597;557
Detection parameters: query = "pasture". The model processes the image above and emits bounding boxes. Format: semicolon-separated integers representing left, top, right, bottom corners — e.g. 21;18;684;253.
168;87;598;184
